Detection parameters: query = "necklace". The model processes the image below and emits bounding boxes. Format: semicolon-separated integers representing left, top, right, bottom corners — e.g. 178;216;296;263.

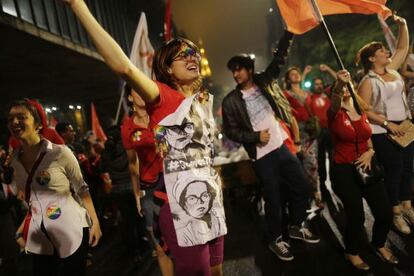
374;70;387;76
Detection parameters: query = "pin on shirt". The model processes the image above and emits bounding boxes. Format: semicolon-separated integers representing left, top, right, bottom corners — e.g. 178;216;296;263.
36;170;51;186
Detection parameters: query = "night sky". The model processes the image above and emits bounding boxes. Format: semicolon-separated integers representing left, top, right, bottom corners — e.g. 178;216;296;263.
172;0;284;89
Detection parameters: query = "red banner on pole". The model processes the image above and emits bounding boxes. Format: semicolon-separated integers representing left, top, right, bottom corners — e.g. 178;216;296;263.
164;0;172;41
91;102;107;142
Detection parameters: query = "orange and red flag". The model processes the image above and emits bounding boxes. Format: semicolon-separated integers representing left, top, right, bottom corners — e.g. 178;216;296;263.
276;0;392;34
91;102;107;142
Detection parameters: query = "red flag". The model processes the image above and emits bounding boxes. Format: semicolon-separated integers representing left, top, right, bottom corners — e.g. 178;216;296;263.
276;0;392;34
164;0;172;41
91;102;107;142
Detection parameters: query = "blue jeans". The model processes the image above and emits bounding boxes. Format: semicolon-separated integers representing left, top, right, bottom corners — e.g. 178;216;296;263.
253;145;312;241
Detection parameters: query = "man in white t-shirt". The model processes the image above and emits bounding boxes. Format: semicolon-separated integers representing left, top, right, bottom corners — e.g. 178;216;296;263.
222;31;319;261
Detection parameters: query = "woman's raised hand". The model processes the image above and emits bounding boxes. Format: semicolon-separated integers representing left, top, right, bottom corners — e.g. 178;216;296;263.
336;70;351;85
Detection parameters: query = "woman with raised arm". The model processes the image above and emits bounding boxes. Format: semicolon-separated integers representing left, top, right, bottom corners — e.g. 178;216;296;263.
329;70;396;271
357;14;414;235
8;99;102;276
62;1;227;275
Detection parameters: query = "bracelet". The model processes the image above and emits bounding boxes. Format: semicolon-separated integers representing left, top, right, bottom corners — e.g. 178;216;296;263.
15;232;23;240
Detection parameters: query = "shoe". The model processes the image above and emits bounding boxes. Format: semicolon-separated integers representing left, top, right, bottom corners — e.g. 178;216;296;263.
289;225;320;243
393;214;411;234
268;237;294;261
346;254;370;271
375;249;399;265
401;207;414;225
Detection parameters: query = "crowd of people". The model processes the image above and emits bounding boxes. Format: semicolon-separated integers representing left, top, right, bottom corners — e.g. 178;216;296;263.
1;0;414;275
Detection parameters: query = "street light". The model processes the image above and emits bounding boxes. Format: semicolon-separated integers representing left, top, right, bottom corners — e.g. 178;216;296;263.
45;107;52;113
76;105;82;110
52;107;57;111
304;81;312;89
69;105;74;110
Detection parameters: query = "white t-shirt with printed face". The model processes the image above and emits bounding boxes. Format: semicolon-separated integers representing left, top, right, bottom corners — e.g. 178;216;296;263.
241;86;288;160
11;139;90;258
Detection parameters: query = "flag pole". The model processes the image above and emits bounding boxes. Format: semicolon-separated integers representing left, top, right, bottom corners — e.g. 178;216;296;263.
309;0;361;114
115;79;125;124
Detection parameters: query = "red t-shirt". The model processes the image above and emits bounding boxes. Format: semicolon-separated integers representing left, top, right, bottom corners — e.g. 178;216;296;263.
284;91;312;123
310;93;330;128
329;109;372;164
147;82;186;127
121;116;163;184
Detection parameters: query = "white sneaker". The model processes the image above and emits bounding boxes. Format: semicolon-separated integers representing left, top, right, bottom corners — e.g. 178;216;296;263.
393;214;411;234
401;207;414;225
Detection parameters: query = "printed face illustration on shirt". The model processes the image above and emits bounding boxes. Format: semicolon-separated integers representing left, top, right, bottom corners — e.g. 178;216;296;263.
179;180;215;219
165;122;195;151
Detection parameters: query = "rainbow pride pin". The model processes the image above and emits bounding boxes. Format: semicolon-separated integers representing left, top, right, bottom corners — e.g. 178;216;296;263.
46;205;62;220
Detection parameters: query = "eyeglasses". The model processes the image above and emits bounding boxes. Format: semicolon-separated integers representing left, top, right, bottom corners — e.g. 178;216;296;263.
185;191;211;206
173;47;201;62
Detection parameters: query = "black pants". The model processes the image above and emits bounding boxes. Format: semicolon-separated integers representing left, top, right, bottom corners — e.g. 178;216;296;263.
331;163;392;255
110;185;145;254
32;227;89;276
372;133;414;206
317;128;333;186
253;145;312;241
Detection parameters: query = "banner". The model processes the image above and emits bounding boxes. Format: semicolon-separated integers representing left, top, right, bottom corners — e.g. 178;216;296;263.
91;102;107;142
164;0;172;41
276;0;391;34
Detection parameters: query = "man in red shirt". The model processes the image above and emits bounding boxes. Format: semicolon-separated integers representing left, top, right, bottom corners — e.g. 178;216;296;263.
310;77;332;193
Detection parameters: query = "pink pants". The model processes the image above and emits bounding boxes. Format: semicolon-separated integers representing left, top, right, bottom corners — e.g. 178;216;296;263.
159;203;224;276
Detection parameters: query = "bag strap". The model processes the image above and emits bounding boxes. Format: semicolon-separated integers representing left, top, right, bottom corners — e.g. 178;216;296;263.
24;151;47;205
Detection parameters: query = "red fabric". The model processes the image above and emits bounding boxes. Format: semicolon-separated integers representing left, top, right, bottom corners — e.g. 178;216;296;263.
328;109;372;164
121;116;163;183
91;103;107;142
276;0;391;34
279;120;297;155
147;82;186;128
284;91;312;123
310;93;331;128
164;0;172;41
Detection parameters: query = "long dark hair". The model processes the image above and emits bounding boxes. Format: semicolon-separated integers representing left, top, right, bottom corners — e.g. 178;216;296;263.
152;38;201;90
284;66;302;90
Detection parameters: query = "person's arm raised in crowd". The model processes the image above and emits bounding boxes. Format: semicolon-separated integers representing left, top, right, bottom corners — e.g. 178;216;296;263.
302;65;312;84
63;0;159;103
329;70;350;114
388;14;409;71
262;30;294;80
319;64;337;80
